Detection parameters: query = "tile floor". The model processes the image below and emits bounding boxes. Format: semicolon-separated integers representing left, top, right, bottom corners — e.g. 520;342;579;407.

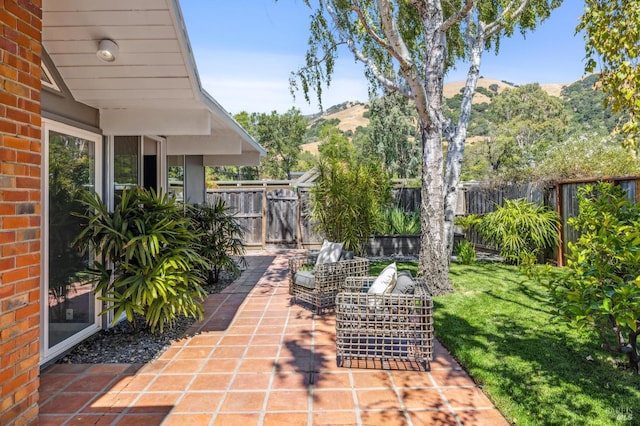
39;252;508;426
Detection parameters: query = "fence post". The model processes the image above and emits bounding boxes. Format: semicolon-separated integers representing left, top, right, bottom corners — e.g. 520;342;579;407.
261;188;267;249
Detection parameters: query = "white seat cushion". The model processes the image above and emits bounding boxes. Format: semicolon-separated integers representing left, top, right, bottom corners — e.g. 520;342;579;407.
368;262;397;295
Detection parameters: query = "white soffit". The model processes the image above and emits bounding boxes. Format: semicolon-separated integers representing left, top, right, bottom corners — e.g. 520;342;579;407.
42;0;265;160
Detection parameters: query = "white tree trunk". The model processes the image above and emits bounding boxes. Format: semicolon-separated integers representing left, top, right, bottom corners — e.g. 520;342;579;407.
444;40;483;255
417;19;453;295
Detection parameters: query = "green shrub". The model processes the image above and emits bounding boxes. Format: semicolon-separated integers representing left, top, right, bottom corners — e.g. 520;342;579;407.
375;207;420;235
186;199;247;284
478;198;559;265
539;182;640;372
455;239;476;264
74;187;207;332
311;159;392;255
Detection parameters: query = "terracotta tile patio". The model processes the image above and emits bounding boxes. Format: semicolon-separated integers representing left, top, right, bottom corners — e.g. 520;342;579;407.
39;252;508;426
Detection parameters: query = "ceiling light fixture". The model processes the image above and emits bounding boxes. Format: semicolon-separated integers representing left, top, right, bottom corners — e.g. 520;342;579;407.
96;39;119;62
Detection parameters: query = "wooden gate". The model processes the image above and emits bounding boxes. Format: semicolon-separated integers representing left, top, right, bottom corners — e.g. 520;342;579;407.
266;189;298;247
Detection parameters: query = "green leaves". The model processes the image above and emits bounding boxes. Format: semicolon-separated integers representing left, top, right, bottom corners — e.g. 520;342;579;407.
477;198;559;265
579;0;640;150
538;182;640;370
311;158;392;255
73;187;206;333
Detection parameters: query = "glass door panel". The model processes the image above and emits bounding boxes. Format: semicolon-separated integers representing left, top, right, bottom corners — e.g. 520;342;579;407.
47;129;99;350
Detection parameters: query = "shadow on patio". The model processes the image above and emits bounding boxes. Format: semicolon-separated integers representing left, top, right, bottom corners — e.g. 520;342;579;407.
39;251;507;426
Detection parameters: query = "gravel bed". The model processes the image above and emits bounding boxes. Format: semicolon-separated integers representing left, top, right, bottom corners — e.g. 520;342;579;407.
56;272;237;364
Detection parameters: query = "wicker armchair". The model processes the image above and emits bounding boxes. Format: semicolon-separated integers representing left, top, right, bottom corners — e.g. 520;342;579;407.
288;253;370;314
335;276;433;370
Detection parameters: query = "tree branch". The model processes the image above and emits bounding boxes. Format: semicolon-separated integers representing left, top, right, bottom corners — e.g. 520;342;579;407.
441;0;475;33
483;0;531;38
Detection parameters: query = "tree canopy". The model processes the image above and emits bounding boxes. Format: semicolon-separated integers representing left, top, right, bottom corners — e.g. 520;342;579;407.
293;0;562;294
579;0;640;150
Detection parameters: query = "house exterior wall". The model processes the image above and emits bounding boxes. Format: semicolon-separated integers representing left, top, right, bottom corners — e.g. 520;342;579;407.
40;51;100;133
0;1;43;425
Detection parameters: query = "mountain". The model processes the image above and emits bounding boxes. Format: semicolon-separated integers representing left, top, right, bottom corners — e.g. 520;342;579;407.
301;76;581;152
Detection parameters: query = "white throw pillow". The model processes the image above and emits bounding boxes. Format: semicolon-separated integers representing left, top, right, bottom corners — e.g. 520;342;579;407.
368;262;397;294
315;240;344;265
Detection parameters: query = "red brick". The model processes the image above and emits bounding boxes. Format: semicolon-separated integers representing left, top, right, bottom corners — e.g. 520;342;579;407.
3;80;30;98
2;372;29;396
15;177;38;189
17;71;39;90
0;231;16;244
1;267;29;284
14;378;37;402
28;166;39;177
2;242;28;257
3;216;29;229
0;318;28;340
0;367;14;386
4;26;30;49
0;284;16;299
14;329;37;349
28;190;40;201
0;64;18;80
15;254;37;268
4;1;32;25
3;135;29;151
0;119;18;134
0;148;17;162
0;10;18;28
0;257;16;271
14;303;37;321
16;20;38;41
0;91;18;108
1;191;28;202
7;107;30;124
28;216;39;227
15;151;39;165
27;289;38;303
15;277;38;293
0;311;16;328
15;353;37;374
0;37;17;55
17;98;38;114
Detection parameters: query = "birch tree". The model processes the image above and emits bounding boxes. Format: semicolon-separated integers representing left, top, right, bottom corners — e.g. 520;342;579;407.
291;0;561;294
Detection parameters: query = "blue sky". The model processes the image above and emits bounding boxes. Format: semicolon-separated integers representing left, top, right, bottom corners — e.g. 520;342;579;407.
180;1;587;115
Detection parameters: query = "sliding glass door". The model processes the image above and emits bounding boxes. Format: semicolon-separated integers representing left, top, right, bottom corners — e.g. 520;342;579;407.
42;120;102;362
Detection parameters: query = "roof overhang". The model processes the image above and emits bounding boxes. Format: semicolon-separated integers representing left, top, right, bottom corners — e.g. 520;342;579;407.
42;0;265;162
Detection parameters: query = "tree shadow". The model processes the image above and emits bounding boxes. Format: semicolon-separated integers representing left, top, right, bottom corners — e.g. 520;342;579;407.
433;302;640;425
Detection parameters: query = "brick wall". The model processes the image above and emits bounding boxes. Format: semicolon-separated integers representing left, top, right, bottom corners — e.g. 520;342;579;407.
0;0;42;425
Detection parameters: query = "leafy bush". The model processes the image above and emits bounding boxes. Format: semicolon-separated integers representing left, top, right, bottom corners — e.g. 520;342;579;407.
539;182;640;371
455;240;476;265
478;198;559;265
311;159;392;255
186;199;247;284
375;207;420;235
74;187;207;332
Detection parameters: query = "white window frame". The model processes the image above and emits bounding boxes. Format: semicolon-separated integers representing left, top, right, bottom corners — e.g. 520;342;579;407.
40;119;103;364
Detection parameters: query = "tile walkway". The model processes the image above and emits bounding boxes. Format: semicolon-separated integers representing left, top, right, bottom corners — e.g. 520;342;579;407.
39;252;508;426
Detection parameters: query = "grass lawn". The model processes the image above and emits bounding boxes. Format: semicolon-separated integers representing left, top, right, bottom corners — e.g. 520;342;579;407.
371;261;640;426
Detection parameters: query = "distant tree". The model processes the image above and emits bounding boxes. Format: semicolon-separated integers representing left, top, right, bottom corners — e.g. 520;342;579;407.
529;133;640;186
579;0;640;150
293;0;561;295
464;84;571;182
362;92;419;178
317;123;354;163
561;74;622;135
234;109;307;179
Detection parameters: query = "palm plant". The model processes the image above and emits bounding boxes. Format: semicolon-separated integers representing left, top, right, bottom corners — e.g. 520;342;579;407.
375;207;420;235
478;198;559;265
186;199;247;284
73;187;207;332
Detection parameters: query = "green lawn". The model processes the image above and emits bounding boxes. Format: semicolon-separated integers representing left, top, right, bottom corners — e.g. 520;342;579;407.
371;261;640;426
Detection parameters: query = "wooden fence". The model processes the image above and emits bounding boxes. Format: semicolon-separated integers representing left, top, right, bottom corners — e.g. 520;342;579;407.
208;176;640;262
206;186;421;249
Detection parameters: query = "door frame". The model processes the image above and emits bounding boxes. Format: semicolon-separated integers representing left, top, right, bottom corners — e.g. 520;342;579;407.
40;119;103;364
